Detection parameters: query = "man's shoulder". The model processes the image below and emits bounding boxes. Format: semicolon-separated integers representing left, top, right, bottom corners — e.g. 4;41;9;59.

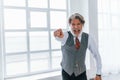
82;32;89;37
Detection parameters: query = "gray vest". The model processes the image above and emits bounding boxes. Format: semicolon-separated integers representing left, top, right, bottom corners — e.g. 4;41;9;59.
61;31;88;76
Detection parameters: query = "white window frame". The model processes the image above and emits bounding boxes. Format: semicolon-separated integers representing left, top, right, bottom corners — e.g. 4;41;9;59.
0;0;69;79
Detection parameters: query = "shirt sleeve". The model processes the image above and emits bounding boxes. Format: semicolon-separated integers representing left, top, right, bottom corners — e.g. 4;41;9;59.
55;31;69;46
88;35;102;75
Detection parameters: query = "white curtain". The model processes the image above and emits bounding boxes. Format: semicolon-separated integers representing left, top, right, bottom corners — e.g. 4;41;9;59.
98;0;120;74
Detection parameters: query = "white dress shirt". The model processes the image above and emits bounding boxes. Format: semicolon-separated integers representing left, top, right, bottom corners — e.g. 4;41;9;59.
55;30;102;75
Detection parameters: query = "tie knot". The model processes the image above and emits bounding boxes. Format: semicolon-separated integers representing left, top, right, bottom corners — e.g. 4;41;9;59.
75;37;79;42
75;37;80;49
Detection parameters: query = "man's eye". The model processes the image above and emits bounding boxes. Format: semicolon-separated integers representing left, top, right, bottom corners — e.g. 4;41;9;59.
72;24;75;26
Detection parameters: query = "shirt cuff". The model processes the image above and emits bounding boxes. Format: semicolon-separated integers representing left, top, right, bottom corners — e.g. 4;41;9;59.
96;69;102;75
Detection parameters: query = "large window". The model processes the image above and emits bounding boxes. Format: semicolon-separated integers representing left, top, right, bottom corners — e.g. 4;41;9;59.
98;0;120;74
0;0;69;79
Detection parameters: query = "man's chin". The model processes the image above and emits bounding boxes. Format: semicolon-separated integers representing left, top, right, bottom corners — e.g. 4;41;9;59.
71;30;81;36
73;32;80;37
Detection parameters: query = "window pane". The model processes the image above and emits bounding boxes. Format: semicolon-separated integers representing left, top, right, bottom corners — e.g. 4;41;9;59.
110;0;119;13
118;0;120;10
98;0;120;74
111;15;120;28
52;51;62;69
29;32;49;51
28;0;48;8
4;9;26;29
30;12;47;28
98;14;103;29
99;30;120;73
4;0;25;7
6;54;27;76
30;52;49;72
5;32;27;53
101;0;110;12
50;11;67;29
98;0;102;12
50;0;66;9
98;14;111;29
51;31;61;49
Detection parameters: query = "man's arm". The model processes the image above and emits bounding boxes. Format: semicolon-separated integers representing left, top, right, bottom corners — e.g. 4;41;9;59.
54;29;68;46
88;35;102;80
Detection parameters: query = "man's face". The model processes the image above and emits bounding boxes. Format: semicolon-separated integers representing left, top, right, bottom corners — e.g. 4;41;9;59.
70;19;83;37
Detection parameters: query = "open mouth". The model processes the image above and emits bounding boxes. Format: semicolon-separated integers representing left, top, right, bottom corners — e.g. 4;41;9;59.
73;29;81;32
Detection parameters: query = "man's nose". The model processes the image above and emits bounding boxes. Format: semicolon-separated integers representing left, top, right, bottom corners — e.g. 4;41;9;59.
74;25;78;28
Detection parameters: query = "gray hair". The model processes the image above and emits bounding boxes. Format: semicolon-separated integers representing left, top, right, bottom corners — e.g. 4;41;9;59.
69;13;85;25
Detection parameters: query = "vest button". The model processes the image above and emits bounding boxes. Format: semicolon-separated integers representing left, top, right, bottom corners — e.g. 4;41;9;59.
75;64;78;67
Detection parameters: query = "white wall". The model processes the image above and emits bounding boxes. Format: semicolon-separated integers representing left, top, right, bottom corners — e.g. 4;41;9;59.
0;0;4;79
88;0;98;78
0;26;3;80
70;0;89;33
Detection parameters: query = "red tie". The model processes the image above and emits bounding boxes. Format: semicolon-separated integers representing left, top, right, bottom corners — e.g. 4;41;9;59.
75;37;80;49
